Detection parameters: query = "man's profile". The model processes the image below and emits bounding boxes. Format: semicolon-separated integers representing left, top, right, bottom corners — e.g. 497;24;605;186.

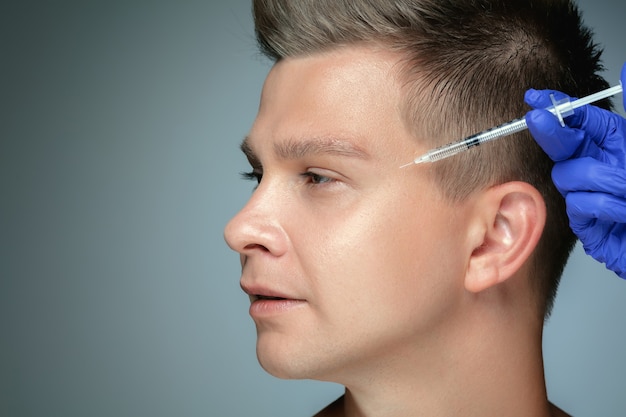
224;1;613;415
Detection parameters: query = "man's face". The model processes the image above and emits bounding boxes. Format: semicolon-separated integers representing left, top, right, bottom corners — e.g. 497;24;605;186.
224;47;473;383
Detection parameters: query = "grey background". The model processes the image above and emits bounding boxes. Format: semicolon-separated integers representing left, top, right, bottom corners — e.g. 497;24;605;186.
1;1;625;416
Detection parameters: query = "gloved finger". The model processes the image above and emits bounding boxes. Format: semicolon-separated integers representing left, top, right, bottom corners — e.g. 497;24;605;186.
551;158;626;196
524;88;571;109
566;192;626;226
526;109;586;161
566;193;626;279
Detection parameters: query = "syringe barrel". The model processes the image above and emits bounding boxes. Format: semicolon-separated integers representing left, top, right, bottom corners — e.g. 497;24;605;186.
423;117;528;162
470;117;528;144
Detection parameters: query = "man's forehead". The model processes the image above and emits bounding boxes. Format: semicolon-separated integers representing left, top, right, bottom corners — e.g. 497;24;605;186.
266;45;404;90
248;46;420;164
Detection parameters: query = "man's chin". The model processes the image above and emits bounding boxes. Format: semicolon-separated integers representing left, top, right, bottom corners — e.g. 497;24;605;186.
257;345;302;379
256;341;323;381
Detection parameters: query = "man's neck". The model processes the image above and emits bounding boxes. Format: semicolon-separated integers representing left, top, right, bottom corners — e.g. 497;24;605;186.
314;305;563;417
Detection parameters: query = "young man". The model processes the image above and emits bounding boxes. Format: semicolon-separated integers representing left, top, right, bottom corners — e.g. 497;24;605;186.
224;0;614;415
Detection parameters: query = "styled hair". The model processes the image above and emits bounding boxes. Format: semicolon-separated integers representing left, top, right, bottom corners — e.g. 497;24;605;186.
252;0;612;318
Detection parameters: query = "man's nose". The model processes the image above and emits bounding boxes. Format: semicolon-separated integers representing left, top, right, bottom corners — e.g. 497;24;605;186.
223;185;288;258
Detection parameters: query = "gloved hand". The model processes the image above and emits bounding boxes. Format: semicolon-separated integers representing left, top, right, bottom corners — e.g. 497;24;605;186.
524;62;626;278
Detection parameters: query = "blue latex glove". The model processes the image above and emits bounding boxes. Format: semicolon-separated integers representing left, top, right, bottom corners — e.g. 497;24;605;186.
525;63;626;278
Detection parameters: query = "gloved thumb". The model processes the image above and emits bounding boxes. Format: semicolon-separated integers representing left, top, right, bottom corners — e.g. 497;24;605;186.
526;107;585;161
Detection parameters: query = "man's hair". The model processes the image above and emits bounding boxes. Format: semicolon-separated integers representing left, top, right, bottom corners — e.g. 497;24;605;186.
252;0;612;318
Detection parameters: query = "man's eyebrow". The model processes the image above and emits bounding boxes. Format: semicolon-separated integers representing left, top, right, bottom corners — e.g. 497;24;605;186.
274;136;371;160
240;135;371;164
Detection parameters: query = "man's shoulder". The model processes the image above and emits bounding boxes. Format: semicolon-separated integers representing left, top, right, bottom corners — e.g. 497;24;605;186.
550;402;572;417
313;395;344;417
313;396;571;416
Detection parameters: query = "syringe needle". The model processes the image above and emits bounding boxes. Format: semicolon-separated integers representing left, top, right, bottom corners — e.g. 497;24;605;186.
400;154;430;168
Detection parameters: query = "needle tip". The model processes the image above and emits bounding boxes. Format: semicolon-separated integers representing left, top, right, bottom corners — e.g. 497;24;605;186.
400;155;430;168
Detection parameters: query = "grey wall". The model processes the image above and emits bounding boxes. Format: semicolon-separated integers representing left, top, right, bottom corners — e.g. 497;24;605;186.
1;1;625;416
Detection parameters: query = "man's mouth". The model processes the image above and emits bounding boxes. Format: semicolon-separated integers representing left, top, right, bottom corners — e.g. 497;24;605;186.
255;295;288;301
246;290;307;317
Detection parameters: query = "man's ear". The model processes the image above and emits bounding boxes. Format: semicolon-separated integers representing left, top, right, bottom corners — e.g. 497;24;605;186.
465;181;546;293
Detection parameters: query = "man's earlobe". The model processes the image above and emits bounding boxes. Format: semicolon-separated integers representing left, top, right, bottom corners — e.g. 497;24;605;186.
465;182;546;293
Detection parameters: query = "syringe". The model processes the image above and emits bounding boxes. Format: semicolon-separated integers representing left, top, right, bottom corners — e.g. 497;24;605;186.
400;83;623;167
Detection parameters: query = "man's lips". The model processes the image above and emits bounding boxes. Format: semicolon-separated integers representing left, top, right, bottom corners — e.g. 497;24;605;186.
240;282;304;302
241;282;307;317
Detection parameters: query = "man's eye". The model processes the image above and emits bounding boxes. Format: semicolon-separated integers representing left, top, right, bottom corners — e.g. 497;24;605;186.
301;171;333;185
240;170;262;184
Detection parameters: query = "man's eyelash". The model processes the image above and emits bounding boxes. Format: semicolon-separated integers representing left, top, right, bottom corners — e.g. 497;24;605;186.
240;170;262;184
240;170;334;186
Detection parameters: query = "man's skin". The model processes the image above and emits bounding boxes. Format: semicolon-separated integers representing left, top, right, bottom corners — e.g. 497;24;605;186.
225;44;571;417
